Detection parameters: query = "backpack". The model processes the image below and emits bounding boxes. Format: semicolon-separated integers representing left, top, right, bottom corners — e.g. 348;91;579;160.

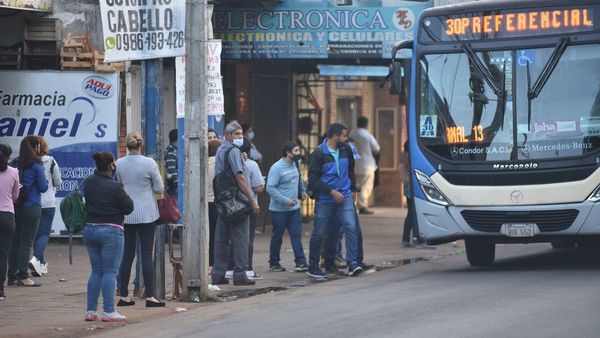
213;147;251;222
60;182;87;234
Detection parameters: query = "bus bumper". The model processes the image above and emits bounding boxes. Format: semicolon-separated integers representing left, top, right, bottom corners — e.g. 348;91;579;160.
414;198;600;244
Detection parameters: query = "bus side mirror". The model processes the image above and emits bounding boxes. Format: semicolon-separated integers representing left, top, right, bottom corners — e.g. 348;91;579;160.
388;62;404;95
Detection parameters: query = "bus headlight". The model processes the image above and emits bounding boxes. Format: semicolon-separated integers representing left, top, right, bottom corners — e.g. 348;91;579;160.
414;169;451;206
588;186;600;202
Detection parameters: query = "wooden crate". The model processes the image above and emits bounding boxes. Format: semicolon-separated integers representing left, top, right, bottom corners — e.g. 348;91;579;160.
64;32;92;52
94;51;125;73
24;18;63;42
61;50;94;69
0;48;22;69
23;40;60;56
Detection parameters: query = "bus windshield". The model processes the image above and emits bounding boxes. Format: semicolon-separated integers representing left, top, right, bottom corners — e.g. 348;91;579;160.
418;43;600;162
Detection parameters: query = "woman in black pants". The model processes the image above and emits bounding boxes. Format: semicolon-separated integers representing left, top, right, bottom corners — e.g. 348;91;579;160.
0;144;19;299
115;132;165;307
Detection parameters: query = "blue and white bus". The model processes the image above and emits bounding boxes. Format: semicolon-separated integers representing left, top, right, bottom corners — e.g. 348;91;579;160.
390;0;600;265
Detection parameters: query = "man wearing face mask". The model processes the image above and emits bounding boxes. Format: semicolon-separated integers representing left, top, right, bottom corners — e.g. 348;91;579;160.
307;123;361;279
266;142;308;273
212;121;260;286
241;123;262;162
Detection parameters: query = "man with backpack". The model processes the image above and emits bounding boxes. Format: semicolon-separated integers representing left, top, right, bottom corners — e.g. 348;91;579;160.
212;121;259;286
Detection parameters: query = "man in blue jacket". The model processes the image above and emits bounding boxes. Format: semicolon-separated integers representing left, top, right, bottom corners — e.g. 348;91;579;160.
307;123;362;279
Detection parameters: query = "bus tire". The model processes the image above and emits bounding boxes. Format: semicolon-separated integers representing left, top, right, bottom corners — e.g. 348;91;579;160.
465;239;495;266
550;239;576;249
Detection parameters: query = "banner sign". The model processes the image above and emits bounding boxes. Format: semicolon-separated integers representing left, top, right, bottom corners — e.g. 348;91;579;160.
213;0;432;59
99;0;186;62
0;71;120;235
0;0;52;12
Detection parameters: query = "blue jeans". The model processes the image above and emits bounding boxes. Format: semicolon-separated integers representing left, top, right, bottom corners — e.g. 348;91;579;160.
309;198;359;270
33;207;55;263
325;209;363;267
83;224;124;313
269;209;306;265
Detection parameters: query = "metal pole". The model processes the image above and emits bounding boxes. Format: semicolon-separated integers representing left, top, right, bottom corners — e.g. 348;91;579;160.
183;0;209;301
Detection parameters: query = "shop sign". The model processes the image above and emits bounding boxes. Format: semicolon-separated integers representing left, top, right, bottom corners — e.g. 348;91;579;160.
99;0;186;62
0;71;119;235
213;0;432;59
0;0;52;12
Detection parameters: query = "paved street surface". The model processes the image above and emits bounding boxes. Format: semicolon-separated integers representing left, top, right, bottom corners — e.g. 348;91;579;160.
93;243;600;338
1;207;463;337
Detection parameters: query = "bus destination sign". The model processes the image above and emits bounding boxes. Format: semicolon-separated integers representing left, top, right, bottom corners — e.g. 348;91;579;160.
422;6;598;42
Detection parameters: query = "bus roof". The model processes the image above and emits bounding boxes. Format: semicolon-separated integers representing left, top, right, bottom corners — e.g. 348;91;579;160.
422;0;598;17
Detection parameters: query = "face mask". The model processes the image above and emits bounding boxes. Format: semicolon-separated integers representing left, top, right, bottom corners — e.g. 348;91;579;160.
292;154;301;162
246;131;255;141
232;138;244;147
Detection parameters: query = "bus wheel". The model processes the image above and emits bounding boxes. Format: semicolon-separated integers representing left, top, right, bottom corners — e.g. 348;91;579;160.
550;239;576;249
465;239;495;266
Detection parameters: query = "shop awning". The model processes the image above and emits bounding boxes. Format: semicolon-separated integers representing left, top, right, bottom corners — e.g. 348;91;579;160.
317;65;388;77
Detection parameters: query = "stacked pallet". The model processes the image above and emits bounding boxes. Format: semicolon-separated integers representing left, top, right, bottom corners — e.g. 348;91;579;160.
0;47;22;70
60;33;124;73
23;18;62;69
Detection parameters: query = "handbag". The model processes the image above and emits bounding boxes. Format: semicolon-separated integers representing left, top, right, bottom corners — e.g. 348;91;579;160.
156;194;181;224
213;147;251;222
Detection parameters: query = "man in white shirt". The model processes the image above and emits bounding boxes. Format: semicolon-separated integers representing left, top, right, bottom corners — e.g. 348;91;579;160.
349;116;380;215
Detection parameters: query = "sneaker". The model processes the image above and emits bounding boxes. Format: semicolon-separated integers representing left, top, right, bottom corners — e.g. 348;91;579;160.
85;311;100;321
0;290;5;300
40;263;48;275
325;265;339;273
348;265;363;276
306;267;327;279
224;270;234;279
28;257;43;277
401;241;413;249
359;208;374;215
246;271;262;280
102;311;127;322
412;241;436;250
269;263;286;272
294;263;308;272
233;278;256;286
334;257;347;268
360;263;375;271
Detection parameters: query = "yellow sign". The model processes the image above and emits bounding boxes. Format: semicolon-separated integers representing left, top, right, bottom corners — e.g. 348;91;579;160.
445;9;593;37
0;0;52;12
446;125;484;144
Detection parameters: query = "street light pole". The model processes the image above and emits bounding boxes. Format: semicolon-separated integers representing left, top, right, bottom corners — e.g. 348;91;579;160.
182;0;209;301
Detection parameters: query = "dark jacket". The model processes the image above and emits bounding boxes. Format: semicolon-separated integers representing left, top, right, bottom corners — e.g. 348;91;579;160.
84;170;134;225
308;139;356;203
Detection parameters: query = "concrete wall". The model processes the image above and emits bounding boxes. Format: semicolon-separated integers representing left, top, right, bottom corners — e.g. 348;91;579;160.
51;0;104;51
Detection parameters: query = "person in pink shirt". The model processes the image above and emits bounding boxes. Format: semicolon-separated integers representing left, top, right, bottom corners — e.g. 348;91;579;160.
0;144;19;300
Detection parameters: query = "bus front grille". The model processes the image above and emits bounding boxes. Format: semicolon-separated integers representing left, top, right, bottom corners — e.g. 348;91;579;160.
461;210;579;233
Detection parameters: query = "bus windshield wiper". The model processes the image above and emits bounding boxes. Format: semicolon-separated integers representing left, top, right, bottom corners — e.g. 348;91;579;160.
462;43;507;129
526;38;570;130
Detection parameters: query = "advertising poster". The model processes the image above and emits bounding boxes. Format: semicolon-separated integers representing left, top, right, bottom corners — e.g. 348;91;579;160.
0;71;120;235
99;0;186;62
213;0;432;59
0;0;52;12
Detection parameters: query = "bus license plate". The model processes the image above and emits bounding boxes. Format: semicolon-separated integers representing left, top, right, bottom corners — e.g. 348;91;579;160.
504;224;535;237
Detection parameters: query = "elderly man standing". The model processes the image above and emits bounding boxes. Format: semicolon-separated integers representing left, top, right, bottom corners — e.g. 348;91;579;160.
212;121;260;286
349;116;380;215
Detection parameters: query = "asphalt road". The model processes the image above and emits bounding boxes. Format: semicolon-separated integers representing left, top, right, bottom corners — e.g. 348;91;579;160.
94;243;600;338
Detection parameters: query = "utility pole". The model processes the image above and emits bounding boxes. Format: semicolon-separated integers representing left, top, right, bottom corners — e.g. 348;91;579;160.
183;0;209;301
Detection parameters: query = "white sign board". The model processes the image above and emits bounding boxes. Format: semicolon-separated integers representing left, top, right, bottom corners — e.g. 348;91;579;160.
0;71;120;235
175;40;225;117
99;1;186;62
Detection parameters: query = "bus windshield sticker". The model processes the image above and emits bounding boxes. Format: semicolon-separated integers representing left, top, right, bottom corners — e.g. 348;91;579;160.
420;115;437;138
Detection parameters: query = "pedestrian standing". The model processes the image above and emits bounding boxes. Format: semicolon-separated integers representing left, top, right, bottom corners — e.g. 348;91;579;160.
83;152;134;322
0;144;19;300
307;123;362;279
212;121;259;286
29;137;61;277
349;116;380;215
207;138;221;271
164;129;178;198
207;128;219;142
266;142;308;272
8;136;48;287
116;132;166;307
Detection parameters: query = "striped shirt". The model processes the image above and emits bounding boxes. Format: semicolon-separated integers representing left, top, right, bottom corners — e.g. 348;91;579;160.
164;144;178;189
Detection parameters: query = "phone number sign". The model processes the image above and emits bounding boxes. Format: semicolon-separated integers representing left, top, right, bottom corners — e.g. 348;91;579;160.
99;0;185;62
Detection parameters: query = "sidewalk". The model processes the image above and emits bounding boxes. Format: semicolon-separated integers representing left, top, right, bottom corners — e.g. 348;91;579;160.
0;207;464;337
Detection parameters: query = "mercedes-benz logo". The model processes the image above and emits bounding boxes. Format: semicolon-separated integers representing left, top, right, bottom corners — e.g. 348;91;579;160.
510;190;524;203
450;147;459;156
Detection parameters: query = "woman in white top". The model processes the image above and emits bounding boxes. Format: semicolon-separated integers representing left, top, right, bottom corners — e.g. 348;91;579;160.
30;137;61;277
115;132;165;308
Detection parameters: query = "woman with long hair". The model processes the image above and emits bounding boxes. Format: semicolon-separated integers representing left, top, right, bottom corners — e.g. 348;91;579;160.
116;132;165;307
83;152;133;322
0;144;19;300
29;136;62;277
8;136;48;287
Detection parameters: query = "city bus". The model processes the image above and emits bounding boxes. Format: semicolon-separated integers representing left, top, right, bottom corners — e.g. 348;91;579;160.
390;0;600;266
